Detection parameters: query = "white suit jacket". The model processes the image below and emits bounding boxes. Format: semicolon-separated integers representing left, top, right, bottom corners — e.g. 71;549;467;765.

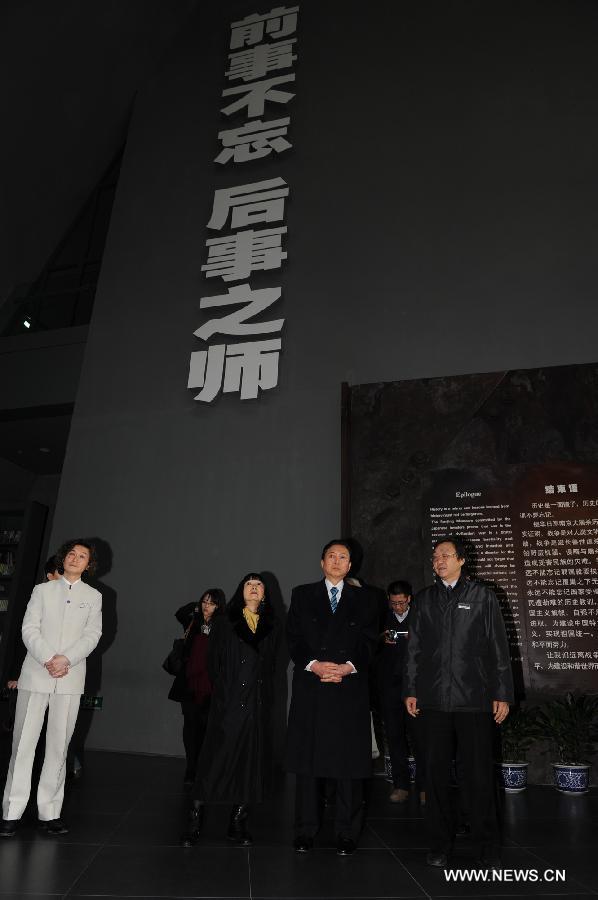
18;578;102;695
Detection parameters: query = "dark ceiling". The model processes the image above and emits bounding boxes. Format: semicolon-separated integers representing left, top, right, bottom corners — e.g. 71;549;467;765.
0;405;74;475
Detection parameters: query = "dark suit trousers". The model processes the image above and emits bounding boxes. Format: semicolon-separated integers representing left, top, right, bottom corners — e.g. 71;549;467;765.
295;775;363;841
421;710;499;854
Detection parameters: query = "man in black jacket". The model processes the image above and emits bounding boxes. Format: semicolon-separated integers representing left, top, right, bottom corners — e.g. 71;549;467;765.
286;540;379;856
404;537;513;869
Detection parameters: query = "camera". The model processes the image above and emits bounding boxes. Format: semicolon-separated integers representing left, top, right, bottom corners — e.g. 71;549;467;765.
387;628;407;641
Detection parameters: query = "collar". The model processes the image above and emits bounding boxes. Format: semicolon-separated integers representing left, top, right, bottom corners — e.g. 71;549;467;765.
441;578;459;589
325;578;344;595
61;576;81;588
394;610;409;623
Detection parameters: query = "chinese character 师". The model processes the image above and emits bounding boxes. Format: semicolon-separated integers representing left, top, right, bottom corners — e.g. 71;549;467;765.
188;338;282;401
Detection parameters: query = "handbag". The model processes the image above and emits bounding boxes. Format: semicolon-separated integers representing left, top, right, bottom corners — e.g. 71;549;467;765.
162;637;185;676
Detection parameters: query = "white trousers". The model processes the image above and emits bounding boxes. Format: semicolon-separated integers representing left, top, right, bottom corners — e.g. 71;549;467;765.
2;689;80;821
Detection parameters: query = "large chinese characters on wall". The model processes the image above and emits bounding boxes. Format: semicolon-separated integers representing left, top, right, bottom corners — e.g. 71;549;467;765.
188;5;299;403
347;362;598;697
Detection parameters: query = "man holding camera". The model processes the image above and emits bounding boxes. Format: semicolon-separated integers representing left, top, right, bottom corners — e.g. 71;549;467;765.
377;581;425;804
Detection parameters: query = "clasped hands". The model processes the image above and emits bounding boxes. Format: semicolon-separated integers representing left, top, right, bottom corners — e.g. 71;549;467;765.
311;661;353;683
45;654;70;678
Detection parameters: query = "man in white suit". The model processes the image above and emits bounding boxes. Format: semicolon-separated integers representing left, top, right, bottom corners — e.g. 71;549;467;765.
0;540;102;837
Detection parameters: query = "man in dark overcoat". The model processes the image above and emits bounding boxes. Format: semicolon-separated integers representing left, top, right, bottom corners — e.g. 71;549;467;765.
285;540;379;855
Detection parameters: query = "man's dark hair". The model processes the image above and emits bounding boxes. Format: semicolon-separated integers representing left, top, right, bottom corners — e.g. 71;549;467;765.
387;579;412;598
44;555;59;577
432;535;468;562
56;539;97;577
321;539;352;560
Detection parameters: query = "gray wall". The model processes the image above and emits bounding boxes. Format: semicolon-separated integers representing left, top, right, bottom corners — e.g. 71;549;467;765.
50;0;598;754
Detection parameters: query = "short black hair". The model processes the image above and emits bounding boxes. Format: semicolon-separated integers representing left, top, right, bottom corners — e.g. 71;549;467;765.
321;539;352;560
387;580;412;598
56;539;97;576
44;555;59;577
432;535;467;562
227;573;272;618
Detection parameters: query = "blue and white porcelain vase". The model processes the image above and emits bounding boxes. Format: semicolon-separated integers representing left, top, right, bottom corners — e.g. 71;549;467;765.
383;754;393;783
408;755;416;783
383;754;417;784
552;763;590;795
497;762;528;793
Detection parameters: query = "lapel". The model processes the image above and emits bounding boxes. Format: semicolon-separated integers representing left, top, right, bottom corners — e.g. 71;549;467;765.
335;582;357;626
314;580;332;619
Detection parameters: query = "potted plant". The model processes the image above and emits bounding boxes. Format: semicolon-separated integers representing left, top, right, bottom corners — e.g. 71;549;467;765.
536;692;598;795
496;705;539;792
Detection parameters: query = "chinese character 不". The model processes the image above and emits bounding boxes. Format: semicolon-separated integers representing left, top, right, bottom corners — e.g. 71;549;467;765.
207;178;288;231
545;485;555;494
221;74;295;117
188;338;282;402
201;228;287;282
226;40;297;82
230;6;299;49
215;118;291;165
194;284;284;341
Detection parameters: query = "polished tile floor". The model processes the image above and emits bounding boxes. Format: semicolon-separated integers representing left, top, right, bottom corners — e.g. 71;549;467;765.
0;745;597;899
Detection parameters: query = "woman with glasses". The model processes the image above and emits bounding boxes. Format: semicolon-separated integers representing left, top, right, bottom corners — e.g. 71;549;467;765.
168;589;226;785
180;573;278;847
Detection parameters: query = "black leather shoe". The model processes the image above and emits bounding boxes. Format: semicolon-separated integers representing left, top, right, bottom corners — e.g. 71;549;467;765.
426;851;448;867
294;835;313;853
180;801;204;847
39;818;68;835
0;819;18;838
336;836;356;856
227;804;253;846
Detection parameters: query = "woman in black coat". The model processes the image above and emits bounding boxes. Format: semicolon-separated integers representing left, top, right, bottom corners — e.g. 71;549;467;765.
168;589;226;784
181;573;278;847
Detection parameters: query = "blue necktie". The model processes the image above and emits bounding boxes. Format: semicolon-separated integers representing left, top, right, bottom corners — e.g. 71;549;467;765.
330;586;338;613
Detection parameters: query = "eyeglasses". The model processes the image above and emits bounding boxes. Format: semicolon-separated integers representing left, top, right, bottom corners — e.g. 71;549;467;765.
431;553;457;563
